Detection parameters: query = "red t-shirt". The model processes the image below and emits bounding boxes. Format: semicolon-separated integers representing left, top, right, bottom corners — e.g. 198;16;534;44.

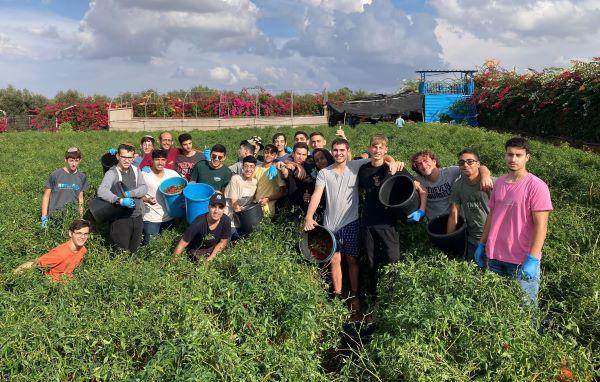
37;241;86;281
138;148;180;170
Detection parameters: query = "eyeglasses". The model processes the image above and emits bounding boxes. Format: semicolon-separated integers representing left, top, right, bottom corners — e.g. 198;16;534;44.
72;231;90;237
458;159;479;166
211;154;224;160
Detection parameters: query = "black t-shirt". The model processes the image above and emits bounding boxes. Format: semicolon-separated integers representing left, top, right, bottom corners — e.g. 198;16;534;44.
286;166;314;212
182;213;231;251
358;163;413;226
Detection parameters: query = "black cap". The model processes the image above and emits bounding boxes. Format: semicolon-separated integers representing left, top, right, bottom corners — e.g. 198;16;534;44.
209;193;226;206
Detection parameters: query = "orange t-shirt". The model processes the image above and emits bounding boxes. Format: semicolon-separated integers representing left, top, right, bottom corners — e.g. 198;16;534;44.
37;241;86;281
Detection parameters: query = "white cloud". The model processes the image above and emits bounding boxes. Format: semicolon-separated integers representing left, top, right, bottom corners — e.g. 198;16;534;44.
209;64;257;85
0;33;27;56
300;0;373;13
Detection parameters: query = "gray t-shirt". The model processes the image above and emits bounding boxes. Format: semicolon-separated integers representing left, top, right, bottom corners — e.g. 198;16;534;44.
415;166;461;219
449;176;494;245
44;169;89;214
316;158;369;232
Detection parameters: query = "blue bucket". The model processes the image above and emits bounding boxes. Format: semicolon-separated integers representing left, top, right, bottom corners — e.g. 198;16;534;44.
183;183;215;224
158;177;188;219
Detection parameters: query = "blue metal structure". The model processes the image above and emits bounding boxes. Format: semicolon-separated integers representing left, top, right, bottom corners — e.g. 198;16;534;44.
417;70;477;125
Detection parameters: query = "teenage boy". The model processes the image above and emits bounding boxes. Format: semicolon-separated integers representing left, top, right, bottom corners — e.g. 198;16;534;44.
224;156;258;234
175;133;203;180
309;132;327;151
141;149;182;245
14;219;91;281
294;131;309;144
98;143;148;253
189;144;232;192
173;193;230;262
411;149;493;220
133;135;155;168
277;142;312;213
446;149;495;261
254;144;287;216
305;138;400;307
138;132;180;170
476;137;552;305
229;140;262;174
358;134;426;295
41;147;89;227
272;132;292;161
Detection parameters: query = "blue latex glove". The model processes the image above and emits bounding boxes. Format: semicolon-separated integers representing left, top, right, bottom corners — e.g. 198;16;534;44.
124;191;131;198
267;164;278;180
41;215;49;228
285;146;293;154
406;209;425;223
141;166;151;173
521;254;540;280
120;197;135;209
107;148;117;155
203;147;211;161
474;243;486;268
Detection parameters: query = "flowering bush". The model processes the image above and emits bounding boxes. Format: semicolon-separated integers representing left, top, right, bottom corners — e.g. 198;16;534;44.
473;58;600;143
0;116;7;133
30;99;109;131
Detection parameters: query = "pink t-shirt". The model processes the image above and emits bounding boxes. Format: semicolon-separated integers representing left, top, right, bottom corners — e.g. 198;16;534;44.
486;173;553;265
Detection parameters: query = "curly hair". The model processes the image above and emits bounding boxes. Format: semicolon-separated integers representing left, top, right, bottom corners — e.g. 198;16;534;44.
411;150;441;175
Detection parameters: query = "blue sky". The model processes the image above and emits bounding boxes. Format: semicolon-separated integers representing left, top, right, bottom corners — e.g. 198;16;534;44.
0;0;598;97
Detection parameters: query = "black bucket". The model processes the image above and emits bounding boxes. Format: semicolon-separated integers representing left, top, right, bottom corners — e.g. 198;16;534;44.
89;182;131;223
426;214;466;258
101;153;118;174
298;225;337;264
236;203;263;236
378;174;420;216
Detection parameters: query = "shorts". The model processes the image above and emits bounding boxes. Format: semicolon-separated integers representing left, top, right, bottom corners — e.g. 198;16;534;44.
335;220;360;257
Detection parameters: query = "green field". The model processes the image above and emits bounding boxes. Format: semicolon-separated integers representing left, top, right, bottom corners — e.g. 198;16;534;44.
0;123;598;381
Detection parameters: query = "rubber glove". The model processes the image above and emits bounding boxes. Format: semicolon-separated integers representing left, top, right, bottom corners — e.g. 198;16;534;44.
521;254;540;280
267;164;278;180
120;197;135;209
107;148;117;155
406;209;425;223
474;243;486;268
124;191;131;198
141;166;151;173
41;215;49;228
285;146;293;154
203;147;211;161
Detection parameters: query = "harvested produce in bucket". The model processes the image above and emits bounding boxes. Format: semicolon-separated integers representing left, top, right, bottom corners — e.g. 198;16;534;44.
308;228;333;261
164;184;185;194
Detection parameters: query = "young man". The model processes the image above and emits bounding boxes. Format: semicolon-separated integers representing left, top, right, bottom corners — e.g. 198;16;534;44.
476;137;552;305
189;144;232;192
14;219;91;281
229;140;262;174
175;133;203;181
358;134;426;296
41;147;89;227
272;132;292;161
98;143;147;253
141;149;182;245
138;132;180;170
224;156;258;234
446;149;494;261
294;131;309;144
305;138;399;307
173;193;230;262
411;150;493;220
309;132;327;151
253;144;286;216
133;135;155;168
277;142;312;213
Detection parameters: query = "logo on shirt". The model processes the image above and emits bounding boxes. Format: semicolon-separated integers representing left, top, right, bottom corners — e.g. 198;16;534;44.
58;183;81;190
427;182;452;199
214;177;222;182
372;175;381;187
203;233;215;242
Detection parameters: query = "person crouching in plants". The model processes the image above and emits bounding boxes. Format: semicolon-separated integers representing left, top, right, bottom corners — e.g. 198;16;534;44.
476;137;553;306
40;147;89;228
14;219;91;281
98;143;148;253
173;193;230;262
446;149;495;262
224;155;258;240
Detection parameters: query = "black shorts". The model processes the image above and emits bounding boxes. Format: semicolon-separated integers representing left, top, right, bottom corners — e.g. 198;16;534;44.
362;224;400;269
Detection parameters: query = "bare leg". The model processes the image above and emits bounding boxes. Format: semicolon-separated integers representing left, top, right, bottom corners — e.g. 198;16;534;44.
329;252;342;294
346;254;360;295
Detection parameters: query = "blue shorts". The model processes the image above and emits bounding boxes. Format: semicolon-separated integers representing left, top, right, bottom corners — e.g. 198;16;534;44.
335;220;360;257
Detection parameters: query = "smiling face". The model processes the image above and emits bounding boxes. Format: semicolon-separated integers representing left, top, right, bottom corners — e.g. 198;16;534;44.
273;135;286;153
141;140;154;155
313;151;329;170
332;143;349;164
369;142;388;161
152;156;167;172
413;154;437;176
68;226;90;249
505;147;530;173
160;133;173;150
210;151;225;169
294;134;308;143
117;148;135;170
263;147;277;165
242;162;256;180
208;203;225;221
310;134;326;150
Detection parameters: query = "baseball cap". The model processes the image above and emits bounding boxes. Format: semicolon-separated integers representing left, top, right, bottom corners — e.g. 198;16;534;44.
247;135;264;150
209;193;226;206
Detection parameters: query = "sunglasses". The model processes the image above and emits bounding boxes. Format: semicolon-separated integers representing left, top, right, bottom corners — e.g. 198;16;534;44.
211;154;225;160
458;159;479;166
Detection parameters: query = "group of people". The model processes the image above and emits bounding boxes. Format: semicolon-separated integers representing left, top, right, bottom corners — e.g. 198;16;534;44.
18;129;552;313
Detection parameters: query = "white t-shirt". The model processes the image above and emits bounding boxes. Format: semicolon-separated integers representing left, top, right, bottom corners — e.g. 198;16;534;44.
141;169;181;222
224;174;258;228
415;166;461;219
